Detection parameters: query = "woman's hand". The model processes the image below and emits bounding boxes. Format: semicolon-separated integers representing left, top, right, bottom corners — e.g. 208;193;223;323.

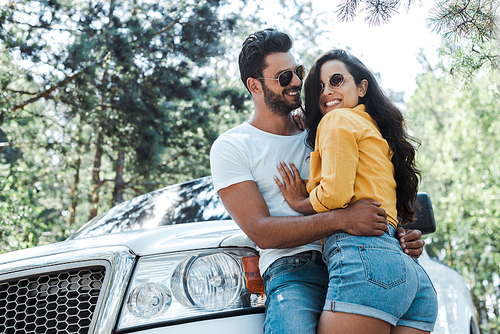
274;161;316;214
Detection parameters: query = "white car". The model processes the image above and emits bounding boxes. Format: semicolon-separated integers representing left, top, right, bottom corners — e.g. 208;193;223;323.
0;177;479;334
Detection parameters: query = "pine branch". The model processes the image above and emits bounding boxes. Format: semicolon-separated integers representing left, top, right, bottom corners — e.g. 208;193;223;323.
152;0;209;37
7;72;79;113
336;0;422;25
10;19;76;33
6;0;201;115
336;0;361;22
153;18;181;36
7;14;183;115
4;89;38;96
364;0;401;26
7;56;110;114
429;0;497;42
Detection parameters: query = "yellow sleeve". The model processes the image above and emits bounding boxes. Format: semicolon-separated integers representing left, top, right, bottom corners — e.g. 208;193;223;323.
309;113;359;212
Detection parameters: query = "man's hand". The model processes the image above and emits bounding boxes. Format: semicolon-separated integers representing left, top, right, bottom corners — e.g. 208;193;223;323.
396;227;424;258
340;199;389;236
292;107;306;130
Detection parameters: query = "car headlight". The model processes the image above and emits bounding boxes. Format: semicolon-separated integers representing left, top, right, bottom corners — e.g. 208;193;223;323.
117;248;264;330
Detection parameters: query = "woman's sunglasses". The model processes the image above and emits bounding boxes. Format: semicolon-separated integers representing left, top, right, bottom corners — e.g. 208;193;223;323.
320;73;354;92
258;65;305;87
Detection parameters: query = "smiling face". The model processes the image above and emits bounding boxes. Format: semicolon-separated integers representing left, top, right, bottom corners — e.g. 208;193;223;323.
260;52;302;116
319;60;367;116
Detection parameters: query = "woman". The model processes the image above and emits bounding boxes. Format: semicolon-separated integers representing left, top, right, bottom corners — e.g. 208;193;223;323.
274;49;438;334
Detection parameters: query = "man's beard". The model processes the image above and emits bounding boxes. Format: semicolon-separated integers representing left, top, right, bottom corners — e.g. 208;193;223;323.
262;82;301;117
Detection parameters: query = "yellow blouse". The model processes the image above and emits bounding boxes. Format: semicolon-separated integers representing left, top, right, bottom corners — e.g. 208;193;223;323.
307;104;399;229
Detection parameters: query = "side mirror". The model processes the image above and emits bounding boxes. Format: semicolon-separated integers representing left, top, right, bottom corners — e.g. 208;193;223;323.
398;192;436;235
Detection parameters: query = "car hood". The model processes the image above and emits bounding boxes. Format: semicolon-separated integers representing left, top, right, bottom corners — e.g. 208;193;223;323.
0;220;256;267
419;251;475;334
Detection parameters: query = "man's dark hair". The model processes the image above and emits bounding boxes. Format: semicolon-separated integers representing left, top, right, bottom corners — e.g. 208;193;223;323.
238;28;293;92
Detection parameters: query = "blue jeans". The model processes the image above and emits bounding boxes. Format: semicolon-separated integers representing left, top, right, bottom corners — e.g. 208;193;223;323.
322;225;438;331
262;251;328;334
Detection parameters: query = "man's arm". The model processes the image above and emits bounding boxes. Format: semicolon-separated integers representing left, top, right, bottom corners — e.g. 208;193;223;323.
274;160;425;256
218;180;389;249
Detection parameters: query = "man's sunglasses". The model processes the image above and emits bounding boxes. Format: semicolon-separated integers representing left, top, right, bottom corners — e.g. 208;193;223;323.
320;73;354;92
258;65;305;87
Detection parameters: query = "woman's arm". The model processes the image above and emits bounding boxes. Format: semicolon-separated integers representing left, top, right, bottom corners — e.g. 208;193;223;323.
219;179;389;249
274;161;316;214
309;120;359;212
274;157;424;258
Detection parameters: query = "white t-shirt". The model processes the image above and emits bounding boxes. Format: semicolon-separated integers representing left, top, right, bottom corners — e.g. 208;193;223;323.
210;122;321;274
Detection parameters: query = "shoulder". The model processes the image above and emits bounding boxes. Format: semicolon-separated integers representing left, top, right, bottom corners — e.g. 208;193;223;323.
212;123;252;147
218;122;253;138
211;123;268;160
321;108;362;127
317;109;372;142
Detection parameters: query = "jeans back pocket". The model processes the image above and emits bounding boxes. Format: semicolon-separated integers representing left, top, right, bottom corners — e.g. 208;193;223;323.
359;245;406;289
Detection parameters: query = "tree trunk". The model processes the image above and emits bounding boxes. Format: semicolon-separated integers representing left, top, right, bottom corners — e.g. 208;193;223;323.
88;130;103;221
67;157;81;227
67;126;83;226
88;63;109;221
111;150;125;206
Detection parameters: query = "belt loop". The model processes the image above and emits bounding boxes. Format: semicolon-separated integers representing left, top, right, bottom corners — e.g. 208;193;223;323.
311;250;317;262
388;225;395;238
312;250;322;264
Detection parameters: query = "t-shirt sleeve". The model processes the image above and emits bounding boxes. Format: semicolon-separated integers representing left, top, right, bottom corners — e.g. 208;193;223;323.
308;113;358;212
210;135;254;193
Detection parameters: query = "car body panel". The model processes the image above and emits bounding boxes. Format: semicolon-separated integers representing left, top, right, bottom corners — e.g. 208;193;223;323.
0;176;479;334
419;251;479;334
0;220;245;269
130;314;265;334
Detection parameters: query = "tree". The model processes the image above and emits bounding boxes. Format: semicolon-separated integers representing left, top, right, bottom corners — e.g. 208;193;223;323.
407;58;500;333
334;0;499;79
0;0;241;230
428;0;499;81
0;123;62;252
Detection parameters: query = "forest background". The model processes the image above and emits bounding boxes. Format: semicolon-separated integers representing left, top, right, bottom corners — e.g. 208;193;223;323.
0;0;499;331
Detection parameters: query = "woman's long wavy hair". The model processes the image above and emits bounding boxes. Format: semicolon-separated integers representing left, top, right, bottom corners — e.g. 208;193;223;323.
304;49;421;224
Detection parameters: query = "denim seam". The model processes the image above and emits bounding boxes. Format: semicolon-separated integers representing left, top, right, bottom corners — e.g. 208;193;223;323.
264;259;313;286
334;232;401;248
337;248;343;301
413;258;438;294
375;235;401;247
359;246;407;289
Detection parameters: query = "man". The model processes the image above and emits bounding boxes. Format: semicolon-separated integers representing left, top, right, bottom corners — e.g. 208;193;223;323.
210;28;423;334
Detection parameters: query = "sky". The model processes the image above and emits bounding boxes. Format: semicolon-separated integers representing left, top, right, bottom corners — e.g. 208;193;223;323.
323;0;442;100
260;0;443;101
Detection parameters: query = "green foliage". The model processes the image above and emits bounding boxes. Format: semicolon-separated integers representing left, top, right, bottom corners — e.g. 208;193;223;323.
429;0;497;43
427;0;499;81
0;0;330;249
0;0;249;242
407;60;500;330
437;38;499;86
0;157;62;253
334;0;499;83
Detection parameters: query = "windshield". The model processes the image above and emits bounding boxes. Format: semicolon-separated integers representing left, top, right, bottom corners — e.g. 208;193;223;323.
69;176;230;239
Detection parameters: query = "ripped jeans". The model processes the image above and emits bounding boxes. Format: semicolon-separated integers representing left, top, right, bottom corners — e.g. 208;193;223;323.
262;251;328;334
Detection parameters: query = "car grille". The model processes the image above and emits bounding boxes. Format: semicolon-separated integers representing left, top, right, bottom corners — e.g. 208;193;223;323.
0;266;106;334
